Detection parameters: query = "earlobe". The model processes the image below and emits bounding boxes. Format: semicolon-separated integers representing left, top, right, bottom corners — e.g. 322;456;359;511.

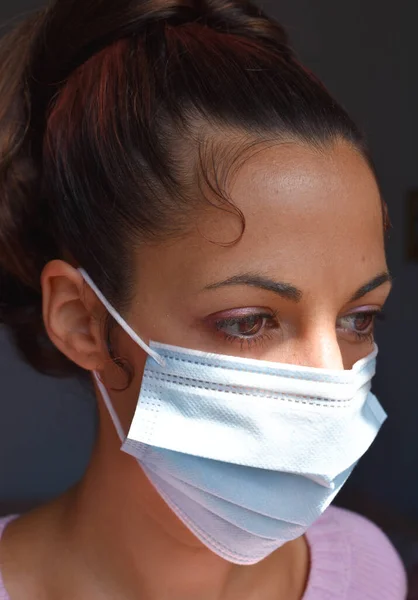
41;260;107;371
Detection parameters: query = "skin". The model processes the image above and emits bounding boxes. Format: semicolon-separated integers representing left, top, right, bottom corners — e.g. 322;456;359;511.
0;139;391;600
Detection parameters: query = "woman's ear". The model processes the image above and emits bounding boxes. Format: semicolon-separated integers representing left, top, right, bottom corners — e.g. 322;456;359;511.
41;260;107;371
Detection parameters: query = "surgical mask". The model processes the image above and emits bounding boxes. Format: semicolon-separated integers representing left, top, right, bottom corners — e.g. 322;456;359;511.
80;269;386;565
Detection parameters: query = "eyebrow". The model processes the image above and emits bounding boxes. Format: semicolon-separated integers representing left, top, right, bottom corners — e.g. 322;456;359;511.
349;272;392;301
205;274;302;302
205;271;392;303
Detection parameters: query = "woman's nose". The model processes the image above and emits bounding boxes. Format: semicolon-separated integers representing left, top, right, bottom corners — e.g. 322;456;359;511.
300;335;344;370
271;327;344;370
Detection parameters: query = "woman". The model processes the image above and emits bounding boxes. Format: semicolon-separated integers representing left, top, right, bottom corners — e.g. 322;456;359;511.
0;0;407;598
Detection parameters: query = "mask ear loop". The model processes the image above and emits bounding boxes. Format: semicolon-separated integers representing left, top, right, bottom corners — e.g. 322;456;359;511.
93;372;126;443
78;268;165;367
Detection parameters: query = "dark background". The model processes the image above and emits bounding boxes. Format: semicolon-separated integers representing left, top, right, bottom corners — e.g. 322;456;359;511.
1;0;418;567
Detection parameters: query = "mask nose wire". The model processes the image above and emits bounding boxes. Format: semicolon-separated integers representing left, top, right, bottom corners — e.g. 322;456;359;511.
78;268;165;367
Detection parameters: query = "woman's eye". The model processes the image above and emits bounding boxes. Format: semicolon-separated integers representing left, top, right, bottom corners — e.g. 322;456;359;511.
337;311;380;340
214;312;278;342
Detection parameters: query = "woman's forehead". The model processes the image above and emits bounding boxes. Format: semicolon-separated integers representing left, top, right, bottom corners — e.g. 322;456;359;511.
196;140;383;262
135;140;386;304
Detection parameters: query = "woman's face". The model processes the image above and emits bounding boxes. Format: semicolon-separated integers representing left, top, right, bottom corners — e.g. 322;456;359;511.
115;139;390;375
43;138;391;430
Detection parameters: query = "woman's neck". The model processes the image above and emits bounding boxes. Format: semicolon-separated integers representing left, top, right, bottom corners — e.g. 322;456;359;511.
58;418;309;600
2;408;308;600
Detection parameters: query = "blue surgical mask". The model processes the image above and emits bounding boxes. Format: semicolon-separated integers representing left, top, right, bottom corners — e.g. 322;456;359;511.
80;269;386;565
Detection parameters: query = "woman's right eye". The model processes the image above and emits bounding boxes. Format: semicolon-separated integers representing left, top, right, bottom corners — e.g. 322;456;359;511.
213;311;279;347
216;315;267;338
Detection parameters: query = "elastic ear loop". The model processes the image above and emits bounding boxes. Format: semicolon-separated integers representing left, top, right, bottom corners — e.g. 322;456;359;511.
93;371;126;443
78;268;165;366
78;268;165;442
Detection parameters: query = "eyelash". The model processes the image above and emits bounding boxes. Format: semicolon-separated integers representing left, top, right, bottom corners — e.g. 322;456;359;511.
214;309;385;348
339;310;385;343
214;311;279;349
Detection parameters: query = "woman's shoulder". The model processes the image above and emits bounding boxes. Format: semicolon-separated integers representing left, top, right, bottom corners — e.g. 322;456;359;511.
0;514;17;545
305;505;407;599
0;515;18;600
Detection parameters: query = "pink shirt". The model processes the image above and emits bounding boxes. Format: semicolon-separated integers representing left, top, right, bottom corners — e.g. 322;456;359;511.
0;506;407;599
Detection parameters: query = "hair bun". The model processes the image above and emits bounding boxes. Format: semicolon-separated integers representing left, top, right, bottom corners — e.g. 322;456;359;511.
204;0;290;51
27;0;292;122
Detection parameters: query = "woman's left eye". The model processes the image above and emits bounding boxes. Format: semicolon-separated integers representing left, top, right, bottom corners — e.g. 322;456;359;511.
337;311;379;340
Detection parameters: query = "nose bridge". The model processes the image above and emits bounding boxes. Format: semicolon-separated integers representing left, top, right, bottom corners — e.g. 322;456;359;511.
291;325;344;371
306;334;344;370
